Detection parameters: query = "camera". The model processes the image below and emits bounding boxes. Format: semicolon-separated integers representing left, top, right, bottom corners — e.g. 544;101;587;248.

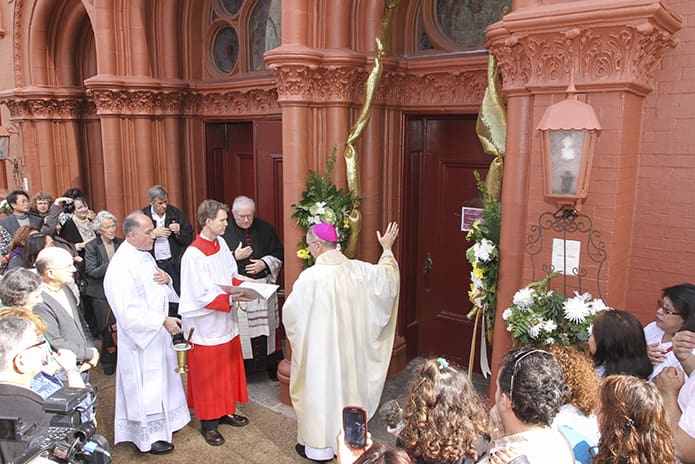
1;387;110;464
61;201;74;215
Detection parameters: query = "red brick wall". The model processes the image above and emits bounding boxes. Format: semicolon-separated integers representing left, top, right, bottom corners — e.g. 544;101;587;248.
627;0;695;324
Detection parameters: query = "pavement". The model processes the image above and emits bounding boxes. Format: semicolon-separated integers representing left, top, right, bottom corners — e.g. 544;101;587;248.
88;357;489;463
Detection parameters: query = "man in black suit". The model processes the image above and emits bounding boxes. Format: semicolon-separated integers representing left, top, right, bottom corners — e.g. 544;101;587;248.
0;189;43;255
84;211;124;375
141;185;193;316
33;247;98;372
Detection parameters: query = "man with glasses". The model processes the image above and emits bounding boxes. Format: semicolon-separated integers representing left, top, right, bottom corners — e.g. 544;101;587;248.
33;247;98;371
0;317;52;462
221;195;284;380
482;347;574;464
283;221;400;462
0;189;43;256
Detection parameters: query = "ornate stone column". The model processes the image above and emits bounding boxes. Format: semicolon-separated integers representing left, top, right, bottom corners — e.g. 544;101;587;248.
487;0;681;391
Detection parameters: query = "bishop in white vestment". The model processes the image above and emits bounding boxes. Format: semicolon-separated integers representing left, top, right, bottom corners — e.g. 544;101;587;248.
104;212;190;453
283;222;400;461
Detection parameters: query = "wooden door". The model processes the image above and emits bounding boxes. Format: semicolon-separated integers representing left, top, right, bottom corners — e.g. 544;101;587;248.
204;120;282;231
401;115;490;369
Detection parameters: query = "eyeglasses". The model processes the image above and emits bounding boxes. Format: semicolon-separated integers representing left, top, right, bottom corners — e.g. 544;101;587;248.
658;299;680;316
508;349;548;403
307;240;319;247
234;214;253;220
49;264;75;271
14;336;47;362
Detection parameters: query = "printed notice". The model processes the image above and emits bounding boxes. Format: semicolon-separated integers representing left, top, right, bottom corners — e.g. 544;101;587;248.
552;238;581;275
461;207;484;232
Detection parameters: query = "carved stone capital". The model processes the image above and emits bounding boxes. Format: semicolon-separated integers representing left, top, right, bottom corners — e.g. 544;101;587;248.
271;65;363;103
0;95;87;120
86;89;187;116
487;1;682;95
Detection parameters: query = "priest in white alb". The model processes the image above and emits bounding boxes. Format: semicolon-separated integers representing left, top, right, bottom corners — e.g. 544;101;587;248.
104;212;190;456
283;221;400;462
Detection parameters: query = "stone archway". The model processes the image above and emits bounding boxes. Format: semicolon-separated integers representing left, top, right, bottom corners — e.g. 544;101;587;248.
1;0;101;206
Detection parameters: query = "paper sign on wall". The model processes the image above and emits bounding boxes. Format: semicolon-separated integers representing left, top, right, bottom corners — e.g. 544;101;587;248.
552;238;581;275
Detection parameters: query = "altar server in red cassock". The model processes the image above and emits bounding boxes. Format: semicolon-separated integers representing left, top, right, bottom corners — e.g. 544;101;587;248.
178;199;250;446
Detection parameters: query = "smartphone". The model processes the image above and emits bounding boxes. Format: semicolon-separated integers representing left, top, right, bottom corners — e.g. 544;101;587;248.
342;406;367;449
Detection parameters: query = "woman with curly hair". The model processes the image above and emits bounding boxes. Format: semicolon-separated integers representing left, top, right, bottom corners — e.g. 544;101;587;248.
547;345;600;464
589;309;653;379
593;375;676;464
398;358;489;464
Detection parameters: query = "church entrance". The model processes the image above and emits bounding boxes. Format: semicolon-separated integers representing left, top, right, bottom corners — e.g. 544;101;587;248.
204;119;285;289
401;115;490;370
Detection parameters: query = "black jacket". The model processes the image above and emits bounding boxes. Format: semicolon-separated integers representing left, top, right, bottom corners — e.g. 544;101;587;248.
140;204;193;271
83;235;124;299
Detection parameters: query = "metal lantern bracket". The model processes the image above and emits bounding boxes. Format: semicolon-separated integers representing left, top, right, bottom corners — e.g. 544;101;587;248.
525;206;607;299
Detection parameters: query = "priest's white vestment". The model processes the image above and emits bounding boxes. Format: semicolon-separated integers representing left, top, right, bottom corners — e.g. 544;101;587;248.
283;248;399;454
104;241;190;452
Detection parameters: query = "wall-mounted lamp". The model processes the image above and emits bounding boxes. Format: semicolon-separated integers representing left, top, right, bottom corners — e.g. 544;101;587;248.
537;90;601;207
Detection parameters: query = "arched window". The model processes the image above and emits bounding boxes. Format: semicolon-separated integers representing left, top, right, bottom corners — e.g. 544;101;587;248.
418;0;511;53
206;0;281;77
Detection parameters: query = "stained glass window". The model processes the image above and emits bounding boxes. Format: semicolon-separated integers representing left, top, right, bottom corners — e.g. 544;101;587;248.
220;0;243;16
435;0;510;50
212;26;239;74
249;0;281;71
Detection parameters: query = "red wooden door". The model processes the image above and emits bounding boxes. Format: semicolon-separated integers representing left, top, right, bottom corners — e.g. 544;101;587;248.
401;115;490;369
204;120;284;297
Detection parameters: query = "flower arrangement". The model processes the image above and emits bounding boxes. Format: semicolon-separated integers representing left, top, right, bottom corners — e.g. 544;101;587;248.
465;171;501;341
502;273;610;348
290;146;359;268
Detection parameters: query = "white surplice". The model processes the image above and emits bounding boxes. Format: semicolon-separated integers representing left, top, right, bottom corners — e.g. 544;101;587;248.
104;241;190;452
283;249;400;454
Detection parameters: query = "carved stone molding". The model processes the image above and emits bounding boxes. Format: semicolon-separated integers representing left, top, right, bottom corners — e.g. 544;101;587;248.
188;88;280;116
272;62;487;109
380;69;487;108
0;96;89;120
488;2;681;96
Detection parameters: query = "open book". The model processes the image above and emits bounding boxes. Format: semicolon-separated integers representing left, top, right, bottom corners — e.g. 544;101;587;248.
217;281;279;300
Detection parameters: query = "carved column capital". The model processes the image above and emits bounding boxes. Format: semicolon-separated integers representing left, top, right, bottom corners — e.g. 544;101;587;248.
0;92;88;120
487;0;682;96
270;64;364;103
85;88;187;116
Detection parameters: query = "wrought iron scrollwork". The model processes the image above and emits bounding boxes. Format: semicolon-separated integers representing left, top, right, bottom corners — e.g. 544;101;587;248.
525;206;607;299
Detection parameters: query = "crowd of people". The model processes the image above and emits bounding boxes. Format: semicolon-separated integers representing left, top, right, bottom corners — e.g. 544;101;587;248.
1;185;695;464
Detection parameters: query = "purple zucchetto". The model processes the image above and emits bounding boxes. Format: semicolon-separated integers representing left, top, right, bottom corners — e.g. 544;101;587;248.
313;222;338;242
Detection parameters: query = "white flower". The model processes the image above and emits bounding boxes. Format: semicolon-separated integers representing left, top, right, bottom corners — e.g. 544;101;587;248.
309;215;323;224
545;337;556;345
564;293;591;323
506;323;513;332
528;322;543;339
543;319;557;332
588;298;609;315
502;308;513;321
309;201;327;215
472;239;496;262
513;287;535;309
470;272;484;290
587;325;593;337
